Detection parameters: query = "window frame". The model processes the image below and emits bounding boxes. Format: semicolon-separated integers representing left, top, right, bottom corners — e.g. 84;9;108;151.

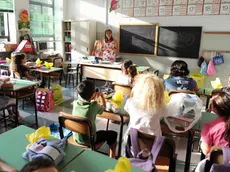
29;0;56;50
0;13;10;42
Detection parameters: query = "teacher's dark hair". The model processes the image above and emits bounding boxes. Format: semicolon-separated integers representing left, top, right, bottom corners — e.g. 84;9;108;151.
170;60;190;77
211;87;230;143
104;29;114;43
20;158;58;172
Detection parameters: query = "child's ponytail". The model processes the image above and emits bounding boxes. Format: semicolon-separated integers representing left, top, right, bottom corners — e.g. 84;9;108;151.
127;65;137;79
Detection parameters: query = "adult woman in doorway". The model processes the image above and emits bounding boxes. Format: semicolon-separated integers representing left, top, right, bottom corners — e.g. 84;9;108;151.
102;29;118;62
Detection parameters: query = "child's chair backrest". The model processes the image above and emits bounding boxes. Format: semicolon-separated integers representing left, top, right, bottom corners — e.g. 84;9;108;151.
203;146;230;172
126;128;176;172
58;112;95;149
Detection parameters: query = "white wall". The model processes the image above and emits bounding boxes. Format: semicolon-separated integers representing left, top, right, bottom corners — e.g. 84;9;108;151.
64;0;107;39
66;0;230;86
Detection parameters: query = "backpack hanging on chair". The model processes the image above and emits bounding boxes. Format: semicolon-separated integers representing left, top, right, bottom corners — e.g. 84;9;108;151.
125;128;165;172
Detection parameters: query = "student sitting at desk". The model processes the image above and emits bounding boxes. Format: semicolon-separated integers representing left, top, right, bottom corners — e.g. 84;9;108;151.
72;80;118;158
164;60;198;92
124;73;167;137
200;87;230;156
10;53;33;80
114;60;137;87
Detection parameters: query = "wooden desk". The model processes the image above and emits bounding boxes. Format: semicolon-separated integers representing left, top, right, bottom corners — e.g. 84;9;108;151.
2;79;38;127
33;67;63;88
67;62;150;82
60;150;144;172
97;111;130;158
0;125;85;171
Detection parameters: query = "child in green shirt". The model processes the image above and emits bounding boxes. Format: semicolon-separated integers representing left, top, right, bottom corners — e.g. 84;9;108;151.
72;80;117;158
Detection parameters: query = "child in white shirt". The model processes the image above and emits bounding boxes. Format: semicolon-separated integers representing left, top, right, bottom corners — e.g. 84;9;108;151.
124;73;167;136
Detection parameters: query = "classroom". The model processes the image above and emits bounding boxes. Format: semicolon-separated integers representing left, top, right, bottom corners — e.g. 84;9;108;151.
0;0;230;171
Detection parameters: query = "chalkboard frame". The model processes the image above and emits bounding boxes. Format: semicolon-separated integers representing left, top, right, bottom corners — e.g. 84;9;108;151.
157;26;202;58
118;23;159;56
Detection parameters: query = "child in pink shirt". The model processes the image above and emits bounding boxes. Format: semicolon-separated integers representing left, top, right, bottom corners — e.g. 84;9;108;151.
200;87;230;155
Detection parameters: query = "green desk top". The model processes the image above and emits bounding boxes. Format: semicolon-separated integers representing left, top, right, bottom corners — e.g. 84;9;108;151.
0;125;84;170
61;150;144;172
136;66;150;72
34;67;63;73
193;112;217;131
4;79;38;91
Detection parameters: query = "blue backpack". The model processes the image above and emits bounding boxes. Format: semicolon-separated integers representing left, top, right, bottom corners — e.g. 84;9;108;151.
126;128;165;172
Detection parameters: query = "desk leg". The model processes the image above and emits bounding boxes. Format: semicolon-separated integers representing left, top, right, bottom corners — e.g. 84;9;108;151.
48;74;51;89
15;92;19;126
184;131;194;172
106;119;110;130
34;89;38;128
118;115;124;158
80;64;83;82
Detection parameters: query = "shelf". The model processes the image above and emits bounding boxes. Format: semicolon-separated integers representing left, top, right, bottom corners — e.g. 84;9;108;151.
64;41;71;43
203;32;230;35
65;52;71;54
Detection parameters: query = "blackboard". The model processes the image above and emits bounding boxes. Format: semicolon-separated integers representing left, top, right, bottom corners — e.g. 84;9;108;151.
157;27;202;58
119;24;158;55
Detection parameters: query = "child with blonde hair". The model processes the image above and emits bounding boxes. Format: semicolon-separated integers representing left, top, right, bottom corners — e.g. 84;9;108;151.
124;73;167;136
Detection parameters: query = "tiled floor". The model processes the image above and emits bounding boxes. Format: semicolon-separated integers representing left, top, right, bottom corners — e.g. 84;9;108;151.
2;86;204;172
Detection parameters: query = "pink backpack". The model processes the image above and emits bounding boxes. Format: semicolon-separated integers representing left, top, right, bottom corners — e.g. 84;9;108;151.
36;88;54;112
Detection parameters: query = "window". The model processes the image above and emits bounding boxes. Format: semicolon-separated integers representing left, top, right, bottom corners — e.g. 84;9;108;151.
30;0;62;51
0;13;9;42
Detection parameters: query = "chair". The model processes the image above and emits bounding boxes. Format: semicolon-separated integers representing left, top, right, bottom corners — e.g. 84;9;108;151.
58;112;104;151
0;103;18;130
127;130;176;172
168;89;196;96
65;64;81;88
43;57;64;86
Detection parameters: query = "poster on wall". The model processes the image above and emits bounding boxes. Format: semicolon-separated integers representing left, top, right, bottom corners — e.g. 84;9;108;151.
220;3;230;14
187;4;203;15
159;6;173;15
119;0;229;17
122;8;134;16
146;6;159;16
173;5;187;15
134;0;146;7
147;0;159;6
134;7;146;16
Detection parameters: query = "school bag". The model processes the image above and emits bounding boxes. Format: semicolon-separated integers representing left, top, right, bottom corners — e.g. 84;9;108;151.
164;93;202;133
207;58;216;76
196;146;230;172
36;88;54;112
125;128;165;172
51;84;64;106
22;138;66;165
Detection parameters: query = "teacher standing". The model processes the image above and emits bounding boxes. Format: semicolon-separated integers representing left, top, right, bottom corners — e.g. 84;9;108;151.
102;29;118;61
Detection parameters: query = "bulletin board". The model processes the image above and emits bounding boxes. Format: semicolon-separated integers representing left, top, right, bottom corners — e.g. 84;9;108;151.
119;0;230;17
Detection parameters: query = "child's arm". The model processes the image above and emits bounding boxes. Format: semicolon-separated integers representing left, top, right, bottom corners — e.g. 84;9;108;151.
0;159;18;172
92;92;106;109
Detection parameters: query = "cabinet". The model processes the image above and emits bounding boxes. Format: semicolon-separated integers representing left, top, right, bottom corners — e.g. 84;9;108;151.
62;20;96;61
